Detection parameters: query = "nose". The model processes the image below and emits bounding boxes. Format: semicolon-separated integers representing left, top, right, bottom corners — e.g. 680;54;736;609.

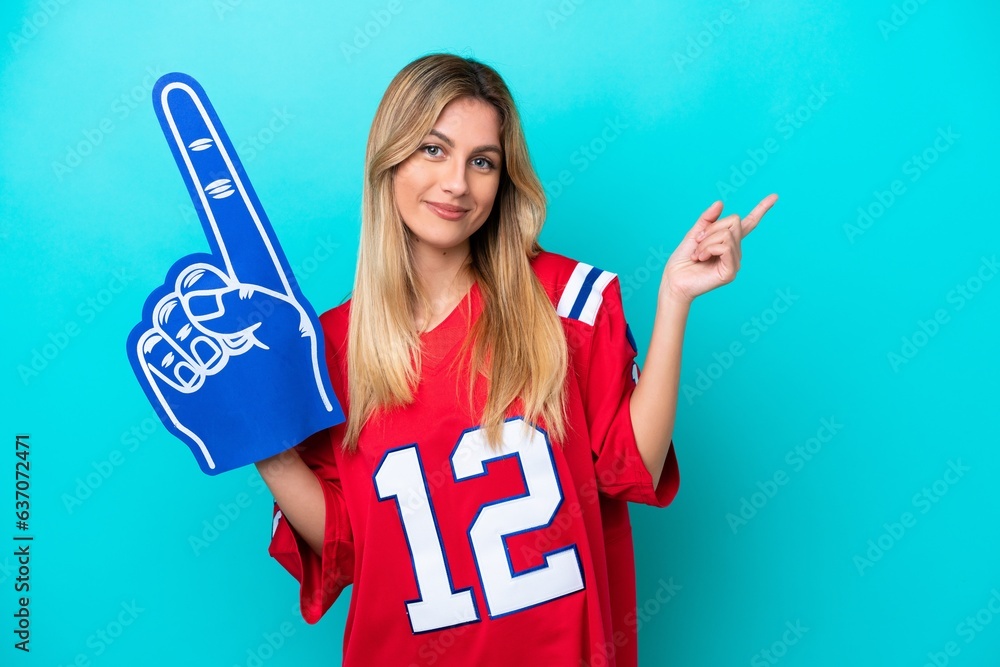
440;157;470;196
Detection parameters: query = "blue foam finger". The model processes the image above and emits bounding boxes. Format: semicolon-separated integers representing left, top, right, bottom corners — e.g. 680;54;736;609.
153;73;290;293
126;76;345;476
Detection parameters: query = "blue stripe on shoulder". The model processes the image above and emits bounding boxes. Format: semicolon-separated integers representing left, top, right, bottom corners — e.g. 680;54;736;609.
568;266;603;321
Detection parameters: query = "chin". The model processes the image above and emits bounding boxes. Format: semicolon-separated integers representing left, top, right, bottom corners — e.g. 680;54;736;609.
417;236;469;252
409;220;474;248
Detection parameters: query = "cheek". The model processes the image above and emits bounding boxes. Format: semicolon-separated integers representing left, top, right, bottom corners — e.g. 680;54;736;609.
393;170;423;217
394;158;427;193
393;165;412;195
476;177;500;210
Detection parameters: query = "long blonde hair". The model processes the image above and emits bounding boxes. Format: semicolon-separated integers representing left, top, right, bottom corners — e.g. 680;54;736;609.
343;53;568;453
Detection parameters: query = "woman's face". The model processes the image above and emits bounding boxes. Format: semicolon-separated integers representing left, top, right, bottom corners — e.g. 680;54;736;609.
393;96;502;256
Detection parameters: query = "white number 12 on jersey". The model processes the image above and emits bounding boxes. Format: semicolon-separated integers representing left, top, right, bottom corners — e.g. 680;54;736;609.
373;417;585;634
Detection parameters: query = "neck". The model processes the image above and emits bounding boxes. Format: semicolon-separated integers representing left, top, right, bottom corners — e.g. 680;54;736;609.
410;240;476;332
411;240;475;302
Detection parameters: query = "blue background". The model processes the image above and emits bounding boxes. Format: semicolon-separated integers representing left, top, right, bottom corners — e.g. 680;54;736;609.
2;1;998;665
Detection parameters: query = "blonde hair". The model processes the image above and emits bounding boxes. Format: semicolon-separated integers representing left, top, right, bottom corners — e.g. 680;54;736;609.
342;52;568;453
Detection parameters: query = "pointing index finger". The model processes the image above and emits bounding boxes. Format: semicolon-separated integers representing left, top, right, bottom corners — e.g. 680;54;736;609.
741;193;778;237
154;72;292;295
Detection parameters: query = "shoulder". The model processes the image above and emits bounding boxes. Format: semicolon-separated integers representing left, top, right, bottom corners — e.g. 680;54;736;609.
530;249;623;327
317;299;351;359
318;298;351;330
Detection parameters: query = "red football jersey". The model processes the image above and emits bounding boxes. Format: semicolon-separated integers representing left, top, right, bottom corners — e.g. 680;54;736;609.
268;250;680;666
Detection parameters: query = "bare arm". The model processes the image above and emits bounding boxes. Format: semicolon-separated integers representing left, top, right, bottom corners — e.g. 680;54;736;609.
630;294;689;487
632;195;778;485
255;449;325;556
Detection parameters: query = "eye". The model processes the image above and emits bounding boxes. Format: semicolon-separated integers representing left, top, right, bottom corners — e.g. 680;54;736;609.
472;157;496;171
420;144;496;171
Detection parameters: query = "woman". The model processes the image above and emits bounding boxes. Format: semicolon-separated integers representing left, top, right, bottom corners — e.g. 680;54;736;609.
256;52;776;666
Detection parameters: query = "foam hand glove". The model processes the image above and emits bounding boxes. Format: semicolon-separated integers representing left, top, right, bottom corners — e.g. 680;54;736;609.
126;72;344;475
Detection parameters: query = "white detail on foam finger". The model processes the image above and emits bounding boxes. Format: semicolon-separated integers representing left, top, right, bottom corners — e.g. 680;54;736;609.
188;137;213;151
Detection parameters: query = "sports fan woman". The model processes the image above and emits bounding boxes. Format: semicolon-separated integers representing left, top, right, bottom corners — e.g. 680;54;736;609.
255;52;777;666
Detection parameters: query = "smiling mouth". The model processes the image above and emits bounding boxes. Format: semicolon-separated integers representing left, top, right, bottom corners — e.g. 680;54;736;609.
425;202;469;220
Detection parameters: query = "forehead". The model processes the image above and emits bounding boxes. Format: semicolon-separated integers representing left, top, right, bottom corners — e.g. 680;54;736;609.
430;97;501;144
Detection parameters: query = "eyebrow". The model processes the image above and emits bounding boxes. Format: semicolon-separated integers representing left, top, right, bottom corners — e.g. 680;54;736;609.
428;129;502;157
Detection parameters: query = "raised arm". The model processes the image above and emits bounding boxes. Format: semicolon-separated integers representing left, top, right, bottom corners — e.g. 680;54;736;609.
631;195;779;485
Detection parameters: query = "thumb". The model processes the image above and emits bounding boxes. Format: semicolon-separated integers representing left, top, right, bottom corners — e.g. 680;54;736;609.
192;285;283;337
